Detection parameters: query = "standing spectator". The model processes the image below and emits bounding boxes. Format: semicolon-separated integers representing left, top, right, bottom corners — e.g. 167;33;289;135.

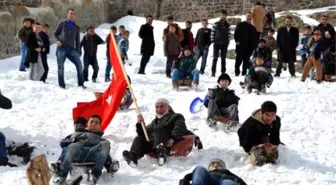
275;16;299;77
322;45;336;81
194;19;212;74
164;26;182;78
299;26;312;68
118;31;130;64
211;10;231;77
105;26;118;82
263;29;277;53
234;13;257;76
138;15;155;75
317;15;335;47
162;16;184;42
39;24;51;83
17;18;34;71
54;8;85;89
80;26;104;83
251;1;266;40
261;4;276;38
181;21;195;49
118;25;126;43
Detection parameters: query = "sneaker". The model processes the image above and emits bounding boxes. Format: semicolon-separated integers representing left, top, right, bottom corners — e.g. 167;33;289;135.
105;78;111;82
50;162;62;175
106;160;119;173
53;176;66;185
156;143;166;166
122;150;138;166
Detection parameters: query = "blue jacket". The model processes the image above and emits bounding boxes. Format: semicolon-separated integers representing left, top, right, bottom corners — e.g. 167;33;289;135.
54;20;81;53
118;38;129;58
299;35;309;56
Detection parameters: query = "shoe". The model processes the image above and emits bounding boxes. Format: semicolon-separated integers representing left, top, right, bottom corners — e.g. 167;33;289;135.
194;137;203;150
60;85;66;89
106;160;119;173
156;143;166;166
92;78;97;83
79;85;87;89
89;168;102;185
122;150;138;166
200;71;204;75
261;85;266;94
207;118;217;127
138;72;146;75
247;86;252;93
105;78;111;82
211;73;215;77
291;75;296;78
50;162;62;175
166;74;171;78
19;69;26;72
283;67;287;71
274;74;280;77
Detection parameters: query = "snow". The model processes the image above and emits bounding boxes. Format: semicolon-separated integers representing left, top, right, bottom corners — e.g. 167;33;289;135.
1;6;336;185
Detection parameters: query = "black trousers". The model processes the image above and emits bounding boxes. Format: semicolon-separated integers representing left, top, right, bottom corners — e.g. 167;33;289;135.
235;49;252;76
212;43;228;75
83;54;99;80
276;61;295;76
138;54;151;74
40;53;49;81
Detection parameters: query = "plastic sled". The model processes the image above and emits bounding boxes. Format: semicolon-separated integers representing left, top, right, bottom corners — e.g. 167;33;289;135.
146;135;195;158
189;97;204;114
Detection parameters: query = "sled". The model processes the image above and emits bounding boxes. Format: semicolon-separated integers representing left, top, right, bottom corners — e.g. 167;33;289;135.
146;135;195;158
26;154;52;185
70;162;96;180
177;79;193;87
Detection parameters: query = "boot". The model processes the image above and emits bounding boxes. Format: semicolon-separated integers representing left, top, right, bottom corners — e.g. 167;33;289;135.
192;81;198;89
90;168;102;184
156;143;166;166
122;150;138;166
213;116;230;124
172;82;179;90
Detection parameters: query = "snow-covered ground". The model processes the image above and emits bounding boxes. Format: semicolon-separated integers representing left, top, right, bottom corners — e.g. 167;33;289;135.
1;6;336;185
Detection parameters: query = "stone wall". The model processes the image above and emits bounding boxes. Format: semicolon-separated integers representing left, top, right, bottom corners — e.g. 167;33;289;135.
0;0;41;10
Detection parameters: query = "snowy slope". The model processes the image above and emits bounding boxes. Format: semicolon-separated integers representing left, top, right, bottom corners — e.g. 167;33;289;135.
1;6;336;185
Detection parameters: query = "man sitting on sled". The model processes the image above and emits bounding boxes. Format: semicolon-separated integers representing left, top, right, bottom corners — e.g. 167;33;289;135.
52;115;116;184
203;73;240;129
238;101;281;166
123;98;203;166
171;46;200;90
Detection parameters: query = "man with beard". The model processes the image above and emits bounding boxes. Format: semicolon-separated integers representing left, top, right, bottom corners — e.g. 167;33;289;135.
122;98;195;166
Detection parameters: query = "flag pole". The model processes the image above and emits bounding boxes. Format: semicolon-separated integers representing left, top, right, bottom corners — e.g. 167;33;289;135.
110;33;150;142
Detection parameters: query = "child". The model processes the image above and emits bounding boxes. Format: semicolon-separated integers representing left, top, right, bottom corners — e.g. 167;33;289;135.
118;25;126;43
263;28;276;53
42;24;49;35
105;26;118;82
118;30;130;64
39;23;50;83
164;25;182;78
119;75;133;110
299;26;312;68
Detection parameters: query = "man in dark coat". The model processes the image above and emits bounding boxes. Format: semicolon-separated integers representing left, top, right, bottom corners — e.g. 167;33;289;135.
234;13;258;76
181;21;195;49
238;101;281;166
122;98;192;166
138;15;155;75
317;15;335;47
275;16;299;77
39;24;51;83
179;158;247;185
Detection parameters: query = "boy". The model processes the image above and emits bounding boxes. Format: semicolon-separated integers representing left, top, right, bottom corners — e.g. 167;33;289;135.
203;73;240;129
263;28;276;53
299;26;312;67
164;25;181;78
118;25;126;43
194;19;212;74
105;26;118;82
118;30;130;64
39;23;51;83
42;24;49;35
18;17;34;71
80;26;104;83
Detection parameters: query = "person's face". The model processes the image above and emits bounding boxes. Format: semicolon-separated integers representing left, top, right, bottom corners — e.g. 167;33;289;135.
119;27;125;34
42;27;49;34
34;24;41;33
87;117;101;131
186;22;192;29
167;19;174;25
24;21;32;27
258;42;265;48
220;13;226;20
184;49;191;56
313;31;322;40
285;18;292;26
169;26;176;33
88;28;95;36
219;80;229;88
320;16;328;25
110;29;117;35
147;17;153;25
155;103;169;118
246;15;252;23
304;28;311;35
124;33;129;39
68;10;76;20
201;21;208;28
268;32;274;37
209;162;223;170
262;112;276;124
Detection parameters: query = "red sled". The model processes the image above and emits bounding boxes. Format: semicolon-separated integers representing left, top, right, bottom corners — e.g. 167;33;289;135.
147;135;195;158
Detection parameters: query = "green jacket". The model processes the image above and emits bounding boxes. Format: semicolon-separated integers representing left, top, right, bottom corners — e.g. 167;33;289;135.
174;54;196;74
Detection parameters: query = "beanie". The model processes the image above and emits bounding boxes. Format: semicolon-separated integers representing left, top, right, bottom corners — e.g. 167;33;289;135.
208;158;226;170
217;73;232;84
261;101;277;113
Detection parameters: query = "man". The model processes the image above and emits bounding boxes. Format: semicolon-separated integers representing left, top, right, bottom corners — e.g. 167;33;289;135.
211;10;231;77
275;16;299;77
251;1;266;40
179;158;247;185
138;15;155;75
162;16;184;42
18;17;34;71
181;21;195;49
194;19;212;74
122;98;192;166
53;115;112;184
317;15;335;47
54;8;85;89
234;13;257;76
80;26;104;83
238;101;281;166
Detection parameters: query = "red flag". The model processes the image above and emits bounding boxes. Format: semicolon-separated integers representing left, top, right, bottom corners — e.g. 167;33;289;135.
72;33;128;131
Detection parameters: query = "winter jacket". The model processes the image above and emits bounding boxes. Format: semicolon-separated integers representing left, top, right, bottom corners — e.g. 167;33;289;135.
264;11;276;29
163;24;184;42
136;112;190;142
0;93;12;109
238;109;281;153
194;28;212;47
64;128;106;147
276;26;299;63
106;34;118;60
181;28;195;49
118;38;129;58
252;46;272;63
54;20;81;53
164;32;181;56
299;35;310;56
25;32;43;64
173;54;196;74
179;168;247;185
308;39;326;60
211;20;231;45
18;26;33;44
39;31;50;55
251;5;266;32
317;23;335;45
234;21;258;52
80;33;104;56
204;86;240;109
139;23;155;56
322;47;336;75
263;35;276;52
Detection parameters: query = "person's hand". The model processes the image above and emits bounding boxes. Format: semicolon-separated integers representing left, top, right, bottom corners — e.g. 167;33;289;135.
42;48;46;52
35;48;41;52
56;41;62;46
137;114;144;123
166;139;174;147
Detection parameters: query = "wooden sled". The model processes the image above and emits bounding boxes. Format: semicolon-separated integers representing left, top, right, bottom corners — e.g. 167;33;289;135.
26;154;52;185
146;135;195;158
177;79;193;87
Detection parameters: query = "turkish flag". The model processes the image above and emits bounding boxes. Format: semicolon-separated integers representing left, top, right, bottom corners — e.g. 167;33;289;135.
72;33;128;131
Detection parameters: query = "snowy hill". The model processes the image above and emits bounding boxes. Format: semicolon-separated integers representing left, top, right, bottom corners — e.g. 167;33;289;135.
1;6;336;185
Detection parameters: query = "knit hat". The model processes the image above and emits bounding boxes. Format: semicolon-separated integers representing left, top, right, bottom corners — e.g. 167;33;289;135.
208;158;226;170
217;73;232;84
155;98;169;105
261;101;277;113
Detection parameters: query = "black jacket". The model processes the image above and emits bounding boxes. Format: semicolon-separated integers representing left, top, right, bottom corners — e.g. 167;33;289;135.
194;28;211;47
136;112;190;142
252;46;272;62
139;23;155;56
322;47;336;75
204;86;240;108
309;39;326;60
0;93;12;109
54;20;81;53
18;26;33;44
317;23;335;45
234;21;257;52
211;20;231;45
238;109;281;153
276;26;299;63
80;34;104;56
179;168;247;185
25;32;43;64
39;31;50;55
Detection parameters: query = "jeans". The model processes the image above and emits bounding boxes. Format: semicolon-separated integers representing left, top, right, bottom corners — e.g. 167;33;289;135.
0;132;7;160
58;148;67;163
83;54;99;81
56;46;84;86
59;141;110;178
194;46;209;73
171;69;199;83
19;43;27;70
105;59;112;80
192;167;237;185
212;43;228;75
